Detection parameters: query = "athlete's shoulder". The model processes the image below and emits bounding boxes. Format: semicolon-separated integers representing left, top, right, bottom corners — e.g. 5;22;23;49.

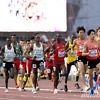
95;36;100;41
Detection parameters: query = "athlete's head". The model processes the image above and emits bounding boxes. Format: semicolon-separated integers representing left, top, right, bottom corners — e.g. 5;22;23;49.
19;39;25;46
87;29;95;40
11;34;16;43
6;38;11;46
96;27;100;37
76;26;86;38
34;34;40;43
56;33;62;42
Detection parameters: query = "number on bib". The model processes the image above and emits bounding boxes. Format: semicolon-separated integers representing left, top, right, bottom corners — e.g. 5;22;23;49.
89;49;97;56
32;64;37;68
58;51;65;57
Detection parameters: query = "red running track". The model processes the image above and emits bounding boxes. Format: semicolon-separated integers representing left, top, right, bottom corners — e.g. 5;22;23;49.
0;78;100;100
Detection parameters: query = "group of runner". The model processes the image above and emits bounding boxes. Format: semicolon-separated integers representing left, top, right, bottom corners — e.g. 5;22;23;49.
0;26;100;95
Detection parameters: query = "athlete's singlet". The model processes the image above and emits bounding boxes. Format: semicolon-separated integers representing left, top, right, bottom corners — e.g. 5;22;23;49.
54;41;65;61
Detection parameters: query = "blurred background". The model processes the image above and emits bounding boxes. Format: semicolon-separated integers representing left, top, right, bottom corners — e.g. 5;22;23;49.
0;0;100;45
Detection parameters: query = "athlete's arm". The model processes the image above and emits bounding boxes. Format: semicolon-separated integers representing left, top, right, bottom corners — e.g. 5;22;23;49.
82;42;89;56
0;47;5;57
23;45;31;58
43;44;46;60
65;42;70;52
44;46;50;54
50;43;56;56
13;46;16;54
98;39;100;51
71;39;77;52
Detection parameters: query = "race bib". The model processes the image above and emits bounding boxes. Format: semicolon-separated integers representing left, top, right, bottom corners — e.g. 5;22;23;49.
79;45;84;52
58;51;65;57
3;63;5;67
89;49;97;56
34;50;43;57
32;64;37;68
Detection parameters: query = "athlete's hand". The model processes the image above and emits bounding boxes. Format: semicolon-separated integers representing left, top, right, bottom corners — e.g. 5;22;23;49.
33;56;37;60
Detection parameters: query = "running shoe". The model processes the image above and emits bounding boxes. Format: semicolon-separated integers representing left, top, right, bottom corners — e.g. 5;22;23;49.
64;85;68;92
16;84;19;88
75;83;80;89
54;89;58;94
5;89;9;93
32;87;37;94
36;86;40;91
93;72;98;82
89;88;94;96
20;88;26;91
81;86;90;92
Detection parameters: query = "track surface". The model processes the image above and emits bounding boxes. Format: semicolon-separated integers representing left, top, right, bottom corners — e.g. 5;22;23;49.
0;77;100;100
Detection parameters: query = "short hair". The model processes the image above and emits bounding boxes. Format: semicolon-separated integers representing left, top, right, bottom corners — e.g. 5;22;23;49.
76;26;86;33
34;32;40;37
87;29;95;36
11;34;16;37
96;27;100;32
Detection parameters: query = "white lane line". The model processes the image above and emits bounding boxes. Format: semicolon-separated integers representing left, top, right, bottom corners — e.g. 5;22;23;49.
0;86;87;93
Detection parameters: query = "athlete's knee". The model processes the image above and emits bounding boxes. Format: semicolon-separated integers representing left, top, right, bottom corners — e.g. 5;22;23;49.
81;72;85;76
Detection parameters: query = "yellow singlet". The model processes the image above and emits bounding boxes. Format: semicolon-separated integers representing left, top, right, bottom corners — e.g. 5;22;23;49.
66;42;77;64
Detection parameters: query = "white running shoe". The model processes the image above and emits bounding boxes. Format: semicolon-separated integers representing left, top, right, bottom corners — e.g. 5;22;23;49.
54;89;58;94
32;87;37;94
36;86;40;91
5;89;9;93
81;86;90;92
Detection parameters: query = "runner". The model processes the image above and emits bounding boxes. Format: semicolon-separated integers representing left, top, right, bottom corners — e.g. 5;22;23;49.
72;26;89;91
51;34;65;94
64;34;80;92
11;34;23;88
44;39;55;81
0;38;16;92
20;40;33;91
25;34;45;94
83;29;100;95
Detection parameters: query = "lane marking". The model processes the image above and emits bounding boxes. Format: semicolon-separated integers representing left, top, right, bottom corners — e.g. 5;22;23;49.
0;86;86;93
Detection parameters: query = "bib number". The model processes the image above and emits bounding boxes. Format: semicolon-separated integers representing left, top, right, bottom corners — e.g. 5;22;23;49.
89;49;97;56
32;64;37;68
79;45;84;52
58;51;65;57
34;50;43;57
3;63;5;67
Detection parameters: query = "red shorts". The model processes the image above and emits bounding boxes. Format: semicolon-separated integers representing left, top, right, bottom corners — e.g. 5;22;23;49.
14;58;20;69
21;62;26;69
53;60;64;72
25;58;32;76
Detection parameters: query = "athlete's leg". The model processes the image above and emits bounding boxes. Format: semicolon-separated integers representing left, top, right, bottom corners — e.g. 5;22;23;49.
4;67;9;90
74;62;80;89
78;61;87;87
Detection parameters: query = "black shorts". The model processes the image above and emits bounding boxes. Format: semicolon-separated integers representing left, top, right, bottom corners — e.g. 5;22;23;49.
32;60;44;69
3;61;14;70
88;58;100;69
67;60;77;66
77;56;87;65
